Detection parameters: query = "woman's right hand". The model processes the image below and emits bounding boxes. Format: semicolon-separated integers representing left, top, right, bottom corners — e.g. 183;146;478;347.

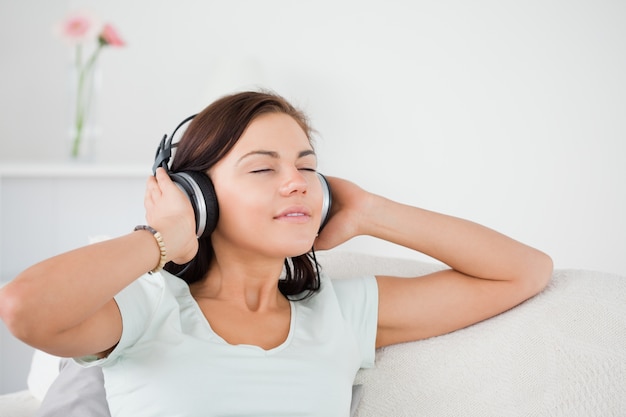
144;168;199;265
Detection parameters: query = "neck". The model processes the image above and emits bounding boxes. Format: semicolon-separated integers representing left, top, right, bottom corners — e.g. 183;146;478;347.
190;251;287;312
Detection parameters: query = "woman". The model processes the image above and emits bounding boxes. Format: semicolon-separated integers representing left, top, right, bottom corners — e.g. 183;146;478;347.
0;91;552;417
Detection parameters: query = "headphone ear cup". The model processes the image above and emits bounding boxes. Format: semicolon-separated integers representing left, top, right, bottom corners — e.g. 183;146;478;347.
169;171;219;239
317;173;332;232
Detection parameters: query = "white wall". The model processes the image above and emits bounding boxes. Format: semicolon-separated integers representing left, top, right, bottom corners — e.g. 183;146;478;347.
1;0;625;396
1;1;625;272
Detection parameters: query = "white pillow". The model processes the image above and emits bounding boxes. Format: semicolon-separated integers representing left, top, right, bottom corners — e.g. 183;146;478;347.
27;350;61;401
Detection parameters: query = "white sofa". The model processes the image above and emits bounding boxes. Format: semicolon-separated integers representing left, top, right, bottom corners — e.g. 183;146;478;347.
1;251;625;416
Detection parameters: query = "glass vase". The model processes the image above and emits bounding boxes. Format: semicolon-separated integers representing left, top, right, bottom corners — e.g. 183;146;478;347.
67;63;102;162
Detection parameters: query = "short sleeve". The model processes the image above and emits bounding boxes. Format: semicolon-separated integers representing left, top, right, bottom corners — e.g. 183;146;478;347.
331;276;379;368
76;272;165;367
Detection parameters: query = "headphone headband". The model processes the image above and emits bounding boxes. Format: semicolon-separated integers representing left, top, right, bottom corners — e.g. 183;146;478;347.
152;114;197;174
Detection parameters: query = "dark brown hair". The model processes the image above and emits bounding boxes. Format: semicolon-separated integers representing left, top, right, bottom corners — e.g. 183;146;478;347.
163;90;321;298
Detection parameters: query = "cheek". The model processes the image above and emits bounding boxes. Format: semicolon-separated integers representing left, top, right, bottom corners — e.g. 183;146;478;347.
215;187;270;230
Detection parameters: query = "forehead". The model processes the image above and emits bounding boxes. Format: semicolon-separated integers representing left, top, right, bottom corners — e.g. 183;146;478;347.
233;112;313;154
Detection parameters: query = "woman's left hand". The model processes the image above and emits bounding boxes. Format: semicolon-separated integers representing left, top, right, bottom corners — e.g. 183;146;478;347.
314;176;374;250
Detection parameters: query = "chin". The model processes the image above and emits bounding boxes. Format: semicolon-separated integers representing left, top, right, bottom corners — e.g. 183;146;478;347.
283;246;314;258
279;239;317;258
285;250;312;259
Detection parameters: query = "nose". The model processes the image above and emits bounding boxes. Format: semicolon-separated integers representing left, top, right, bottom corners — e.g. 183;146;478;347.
279;167;308;196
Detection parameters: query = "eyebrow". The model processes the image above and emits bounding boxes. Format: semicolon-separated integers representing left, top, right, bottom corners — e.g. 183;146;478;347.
236;149;316;165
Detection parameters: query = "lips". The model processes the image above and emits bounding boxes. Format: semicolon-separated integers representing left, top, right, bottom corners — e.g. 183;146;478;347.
274;206;312;222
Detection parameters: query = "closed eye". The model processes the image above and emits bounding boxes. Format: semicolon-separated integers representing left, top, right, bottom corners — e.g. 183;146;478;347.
250;168;274;174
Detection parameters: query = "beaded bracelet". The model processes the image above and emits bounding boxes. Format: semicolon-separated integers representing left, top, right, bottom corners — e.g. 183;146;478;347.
134;225;167;273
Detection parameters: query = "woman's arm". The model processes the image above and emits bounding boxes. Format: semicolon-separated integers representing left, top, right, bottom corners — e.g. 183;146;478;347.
315;177;553;348
0;168;198;357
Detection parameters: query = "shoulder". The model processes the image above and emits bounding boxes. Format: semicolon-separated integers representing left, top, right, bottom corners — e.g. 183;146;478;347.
114;271;188;309
331;275;378;308
295;274;378;308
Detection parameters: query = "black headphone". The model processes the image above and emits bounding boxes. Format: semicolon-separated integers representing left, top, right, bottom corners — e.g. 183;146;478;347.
152;115;332;239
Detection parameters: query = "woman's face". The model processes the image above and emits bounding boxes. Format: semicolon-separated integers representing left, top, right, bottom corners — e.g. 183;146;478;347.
209;112;323;259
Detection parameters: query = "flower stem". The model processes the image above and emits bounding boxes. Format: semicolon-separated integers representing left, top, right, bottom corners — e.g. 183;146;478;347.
71;44;102;158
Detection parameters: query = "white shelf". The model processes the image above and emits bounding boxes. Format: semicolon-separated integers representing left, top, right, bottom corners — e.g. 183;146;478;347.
0;164;148;282
0;162;150;178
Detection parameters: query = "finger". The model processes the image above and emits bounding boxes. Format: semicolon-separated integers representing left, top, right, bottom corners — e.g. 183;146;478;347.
156;167;184;199
154;167;172;186
143;177;160;210
150;172;164;191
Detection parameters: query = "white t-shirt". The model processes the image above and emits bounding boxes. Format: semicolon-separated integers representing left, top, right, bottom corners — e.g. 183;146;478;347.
79;270;379;417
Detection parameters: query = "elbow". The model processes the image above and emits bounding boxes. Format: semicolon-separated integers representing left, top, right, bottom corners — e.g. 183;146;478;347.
522;249;553;297
0;286;26;340
0;284;48;347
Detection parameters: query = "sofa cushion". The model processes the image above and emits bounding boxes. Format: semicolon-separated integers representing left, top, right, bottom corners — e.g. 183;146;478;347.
27;351;61;402
0;390;40;417
352;268;626;416
35;359;110;417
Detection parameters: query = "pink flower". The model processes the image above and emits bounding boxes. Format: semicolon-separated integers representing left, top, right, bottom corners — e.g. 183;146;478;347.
56;11;100;45
99;24;125;47
55;11;126;158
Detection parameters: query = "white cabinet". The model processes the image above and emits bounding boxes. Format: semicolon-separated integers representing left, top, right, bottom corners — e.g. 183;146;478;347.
0;163;149;394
